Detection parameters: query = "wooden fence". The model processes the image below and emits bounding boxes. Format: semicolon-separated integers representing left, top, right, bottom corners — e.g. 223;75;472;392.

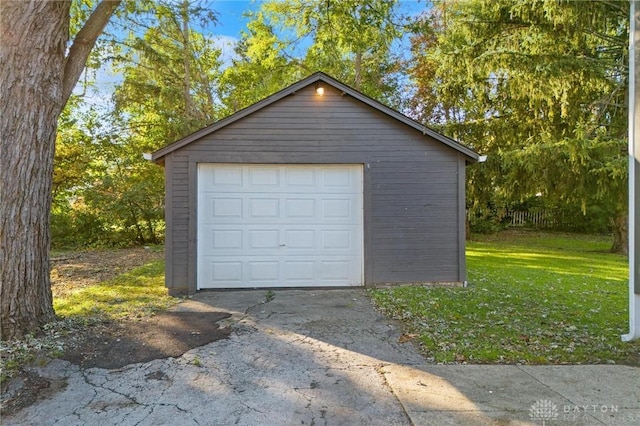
506;210;556;228
468;208;557;229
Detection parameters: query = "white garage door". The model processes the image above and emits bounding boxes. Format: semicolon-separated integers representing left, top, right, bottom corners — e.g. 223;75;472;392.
197;164;363;289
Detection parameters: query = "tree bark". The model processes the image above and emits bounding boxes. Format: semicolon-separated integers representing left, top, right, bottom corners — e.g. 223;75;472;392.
0;0;119;340
62;0;121;105
611;214;629;255
354;51;362;90
181;1;195;120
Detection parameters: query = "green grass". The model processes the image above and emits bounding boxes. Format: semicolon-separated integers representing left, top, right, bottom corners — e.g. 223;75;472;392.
53;260;177;319
1;259;177;383
370;231;640;365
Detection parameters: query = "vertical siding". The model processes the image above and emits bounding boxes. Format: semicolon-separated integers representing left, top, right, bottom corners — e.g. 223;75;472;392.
163;84;466;293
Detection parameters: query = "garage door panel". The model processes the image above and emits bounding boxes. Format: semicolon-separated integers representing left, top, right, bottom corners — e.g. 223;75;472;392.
321;260;351;280
212;197;243;218
285;167;315;187
249;229;280;249
249;198;280;218
248;261;279;282
285;198;316;218
322;199;353;219
197;164;363;289
212;229;243;249
199;164;244;190
249;167;280;187
322;168;358;189
284;260;316;281
284;229;315;248
199;259;244;285
321;230;353;249
198;227;242;252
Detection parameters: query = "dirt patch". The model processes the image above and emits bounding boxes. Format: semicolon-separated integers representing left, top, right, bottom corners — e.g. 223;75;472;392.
2;247;233;417
60;311;232;369
49;247;232;368
0;371;68;417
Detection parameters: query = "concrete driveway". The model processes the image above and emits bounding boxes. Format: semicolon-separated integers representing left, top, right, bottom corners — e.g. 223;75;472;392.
4;289;640;425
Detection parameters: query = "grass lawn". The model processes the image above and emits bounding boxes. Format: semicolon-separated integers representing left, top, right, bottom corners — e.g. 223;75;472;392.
1;256;176;381
370;231;640;365
53;260;176;319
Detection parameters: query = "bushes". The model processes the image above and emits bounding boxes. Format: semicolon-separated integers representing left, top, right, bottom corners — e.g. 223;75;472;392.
51;207;109;249
51;207;164;249
52;134;166;249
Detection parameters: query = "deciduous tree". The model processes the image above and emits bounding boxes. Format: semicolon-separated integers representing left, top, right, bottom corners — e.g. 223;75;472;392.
1;0;120;339
52;0;224;248
221;0;406;113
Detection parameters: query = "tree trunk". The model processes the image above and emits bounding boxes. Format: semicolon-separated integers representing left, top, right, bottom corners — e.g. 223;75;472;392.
610;214;629;255
0;1;70;339
181;1;194;120
0;0;119;340
354;51;362;90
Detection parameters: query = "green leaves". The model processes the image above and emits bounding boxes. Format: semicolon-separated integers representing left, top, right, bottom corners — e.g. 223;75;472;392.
409;0;629;244
113;1;224;142
220;0;407;113
54;1;225;248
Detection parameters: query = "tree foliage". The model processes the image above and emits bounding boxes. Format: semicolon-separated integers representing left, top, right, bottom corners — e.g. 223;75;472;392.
113;0;223;140
409;0;629;250
220;0;406;113
52;0;224;248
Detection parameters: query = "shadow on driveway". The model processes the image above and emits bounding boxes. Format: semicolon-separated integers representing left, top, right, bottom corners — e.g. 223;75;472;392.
5;289;640;425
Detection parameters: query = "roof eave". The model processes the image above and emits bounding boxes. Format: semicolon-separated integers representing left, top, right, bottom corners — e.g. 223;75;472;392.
151;72;480;163
315;74;479;162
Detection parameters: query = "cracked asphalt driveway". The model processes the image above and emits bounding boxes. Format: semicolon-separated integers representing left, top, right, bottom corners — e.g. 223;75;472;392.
4;289;425;425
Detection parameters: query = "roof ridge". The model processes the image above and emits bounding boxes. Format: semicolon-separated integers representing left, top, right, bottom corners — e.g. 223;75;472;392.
150;72;479;162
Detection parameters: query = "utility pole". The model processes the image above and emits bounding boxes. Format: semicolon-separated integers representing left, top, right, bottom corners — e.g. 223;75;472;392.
623;0;640;342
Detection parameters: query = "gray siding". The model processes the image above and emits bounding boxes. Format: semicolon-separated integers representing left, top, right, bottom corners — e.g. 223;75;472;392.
163;84;467;294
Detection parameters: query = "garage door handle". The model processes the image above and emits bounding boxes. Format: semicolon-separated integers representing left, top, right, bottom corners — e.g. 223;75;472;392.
279;244;286;247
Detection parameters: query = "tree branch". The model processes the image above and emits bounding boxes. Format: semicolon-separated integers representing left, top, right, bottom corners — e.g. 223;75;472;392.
62;0;121;105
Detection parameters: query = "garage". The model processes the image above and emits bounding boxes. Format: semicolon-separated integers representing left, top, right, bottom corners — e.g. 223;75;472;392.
197;164;363;288
150;72;479;295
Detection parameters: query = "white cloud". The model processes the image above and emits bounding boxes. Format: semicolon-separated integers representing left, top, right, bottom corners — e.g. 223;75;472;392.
211;34;240;69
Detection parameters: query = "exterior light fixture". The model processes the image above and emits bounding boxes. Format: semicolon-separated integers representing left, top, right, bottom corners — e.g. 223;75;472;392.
315;83;324;96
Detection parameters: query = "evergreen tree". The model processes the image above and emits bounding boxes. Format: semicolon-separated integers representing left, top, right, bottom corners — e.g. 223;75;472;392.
409;0;628;250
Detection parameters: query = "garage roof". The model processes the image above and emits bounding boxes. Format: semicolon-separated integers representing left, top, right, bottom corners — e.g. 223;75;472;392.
150;72;480;163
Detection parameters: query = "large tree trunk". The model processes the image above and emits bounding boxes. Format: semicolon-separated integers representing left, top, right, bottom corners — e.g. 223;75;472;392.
0;0;119;340
0;1;70;340
611;214;629;255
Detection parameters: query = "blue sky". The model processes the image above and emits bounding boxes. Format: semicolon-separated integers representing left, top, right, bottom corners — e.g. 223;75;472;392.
211;0;257;37
209;0;425;38
86;1;427;106
203;0;426;67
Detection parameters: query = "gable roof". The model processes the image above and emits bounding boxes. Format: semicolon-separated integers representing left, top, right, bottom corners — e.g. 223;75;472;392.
150;72;479;162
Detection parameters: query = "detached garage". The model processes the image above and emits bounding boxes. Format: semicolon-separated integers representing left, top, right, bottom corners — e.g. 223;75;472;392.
150;72;479;295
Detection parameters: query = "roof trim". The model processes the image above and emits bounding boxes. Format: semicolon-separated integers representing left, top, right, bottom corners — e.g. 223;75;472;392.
151;72;479;162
